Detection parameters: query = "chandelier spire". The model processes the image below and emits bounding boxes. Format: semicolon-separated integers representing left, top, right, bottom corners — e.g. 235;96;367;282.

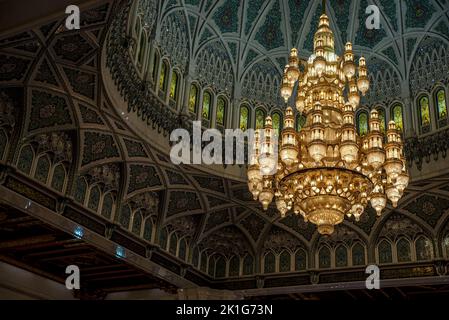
247;5;409;235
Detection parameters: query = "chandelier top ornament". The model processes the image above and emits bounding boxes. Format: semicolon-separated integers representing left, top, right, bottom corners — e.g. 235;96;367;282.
247;0;409;235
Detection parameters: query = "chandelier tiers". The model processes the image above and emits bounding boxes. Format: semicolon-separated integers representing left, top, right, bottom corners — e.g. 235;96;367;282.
247;13;409;235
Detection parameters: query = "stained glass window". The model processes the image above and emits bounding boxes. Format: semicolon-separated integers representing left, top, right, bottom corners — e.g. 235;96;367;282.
229;256;240;276
272;112;282;136
295;250;307;270
0;129;6;160
17;145;34;174
264;252;275;273
215;256;226;278
159;228;168;250
35;156;50;184
152;52;159;81
352;243;365;266
137;32;145;66
392;104;404;131
169;233;178;255
202;91;211;120
132;211;142;235
192;247;199;268
51;164;65;192
377;108;386;132
358;112;368;136
120;205;131;229
296;114;306;132
216;97;226;126
101;193;114;220
143;218;153;241
239;105;249;131
178;239;187;261
74;177;87;204
335;245;348;267
419;96;431;127
397;238;411;262
436;89;447;120
159;62;167;91
415;237;432;261
200;252;207;272
169;71;178;100
444;235;449;259
255;109;266;129
279;251;291;272
378;240;392;264
243;255;254;275
208;256;215;276
88;186;101;212
319;247;331;268
189;85;198;113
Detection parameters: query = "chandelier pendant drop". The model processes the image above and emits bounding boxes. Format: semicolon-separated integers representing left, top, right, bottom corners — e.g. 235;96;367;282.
247;11;409;235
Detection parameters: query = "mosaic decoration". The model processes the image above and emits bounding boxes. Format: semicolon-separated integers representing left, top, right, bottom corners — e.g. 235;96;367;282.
405;195;449;227
240;213;266;242
255;0;283;51
127;165;161;193
34;58;58;86
123;139;148;158
167;191;201;216
53;34;95;63
63;67;96;100
82;132;119;165
29;90;72;131
0;54;31;82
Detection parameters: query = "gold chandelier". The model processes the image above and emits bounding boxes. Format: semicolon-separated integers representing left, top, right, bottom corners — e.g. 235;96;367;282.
247;9;409;235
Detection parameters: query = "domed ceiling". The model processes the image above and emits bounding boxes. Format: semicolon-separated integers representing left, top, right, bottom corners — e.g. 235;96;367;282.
153;0;449;105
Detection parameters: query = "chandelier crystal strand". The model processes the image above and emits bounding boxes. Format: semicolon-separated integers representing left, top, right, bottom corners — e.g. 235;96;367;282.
246;11;409;235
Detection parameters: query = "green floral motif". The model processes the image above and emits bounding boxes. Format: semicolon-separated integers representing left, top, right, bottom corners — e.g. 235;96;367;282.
437;90;447;119
127;165;161;193
239;105;249;131
82;132;119;166
419;96;431;126
255;0;284;51
29;91;72;131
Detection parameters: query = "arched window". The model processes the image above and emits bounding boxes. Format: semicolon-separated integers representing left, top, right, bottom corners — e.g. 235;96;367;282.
178;238;187;261
318;246;331;268
444;234;449;259
239;105;249;131
202;91;211;120
243;255;254;275
34;155;50;184
137;30;146;67
272;112;282;136
169;71;179;100
0;129;7;160
132;211;142;235
200;251;207;272
152;51;159;81
391;104;404;131
188;84;198;113
279;251;291;272
377;107;386;132
229;256;240;276
415;236;432;261
143;218;153;241
352;243;365;266
74;177;87;204
119;205;131;229
169;233;178;255
51;164;66;192
357;112;368;136
296;114;306;132
295;249;307;271
419;96;431;131
159;228;168;250
216;97;226;127
88;186;101;212
215;256;226;278
101;193;114;220
192;247;200;268
17;145;34;174
436;89;447;124
159;61;168;92
264;252;275;273
255;109;266;130
208;256;215;277
335;245;348;267
378;240;392;264
397;238;411;262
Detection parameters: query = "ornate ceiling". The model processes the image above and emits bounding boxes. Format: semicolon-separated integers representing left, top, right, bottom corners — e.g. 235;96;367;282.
0;0;449;288
153;0;449;101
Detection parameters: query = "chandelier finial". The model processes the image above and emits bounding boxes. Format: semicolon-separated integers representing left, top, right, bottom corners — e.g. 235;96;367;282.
322;0;327;14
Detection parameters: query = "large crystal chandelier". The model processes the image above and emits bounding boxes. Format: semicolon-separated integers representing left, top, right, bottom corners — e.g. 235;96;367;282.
247;6;409;235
